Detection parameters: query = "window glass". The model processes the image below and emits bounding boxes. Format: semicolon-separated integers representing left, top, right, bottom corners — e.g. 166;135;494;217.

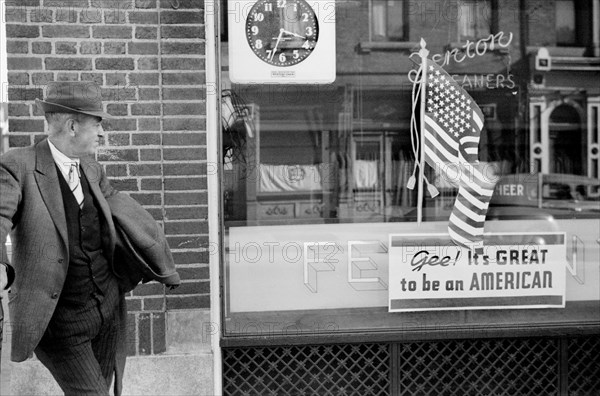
220;1;600;339
556;0;576;45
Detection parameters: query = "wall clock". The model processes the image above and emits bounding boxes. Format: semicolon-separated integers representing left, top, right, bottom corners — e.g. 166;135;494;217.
228;0;336;84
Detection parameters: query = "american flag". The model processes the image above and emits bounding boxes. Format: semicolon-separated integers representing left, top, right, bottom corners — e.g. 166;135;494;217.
422;61;497;252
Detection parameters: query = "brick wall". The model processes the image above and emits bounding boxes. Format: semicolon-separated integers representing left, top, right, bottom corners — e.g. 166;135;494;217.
5;0;209;357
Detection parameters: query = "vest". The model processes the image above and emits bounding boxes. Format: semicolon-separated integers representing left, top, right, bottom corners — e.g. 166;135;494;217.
55;166;118;313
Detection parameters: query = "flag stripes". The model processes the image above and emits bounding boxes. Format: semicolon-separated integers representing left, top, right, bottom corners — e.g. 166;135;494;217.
421;61;498;251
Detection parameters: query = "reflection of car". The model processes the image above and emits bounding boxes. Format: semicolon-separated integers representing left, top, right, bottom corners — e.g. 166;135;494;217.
489;173;600;219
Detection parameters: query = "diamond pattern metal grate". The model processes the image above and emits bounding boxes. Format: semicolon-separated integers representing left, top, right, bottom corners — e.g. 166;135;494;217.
397;338;559;396
222;343;391;396
567;336;600;396
222;336;599;395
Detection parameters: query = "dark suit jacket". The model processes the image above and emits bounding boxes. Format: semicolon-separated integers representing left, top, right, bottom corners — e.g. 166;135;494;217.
0;139;118;362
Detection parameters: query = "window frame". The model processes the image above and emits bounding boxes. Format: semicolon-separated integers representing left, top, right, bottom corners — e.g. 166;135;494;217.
369;0;409;42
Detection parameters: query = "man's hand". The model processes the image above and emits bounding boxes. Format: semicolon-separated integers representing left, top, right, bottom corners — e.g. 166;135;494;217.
0;264;8;290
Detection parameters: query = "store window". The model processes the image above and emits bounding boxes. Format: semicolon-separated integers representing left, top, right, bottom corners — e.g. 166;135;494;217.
458;0;494;41
220;1;600;341
370;0;407;41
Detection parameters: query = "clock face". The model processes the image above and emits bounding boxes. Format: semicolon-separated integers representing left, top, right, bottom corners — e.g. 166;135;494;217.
246;0;319;67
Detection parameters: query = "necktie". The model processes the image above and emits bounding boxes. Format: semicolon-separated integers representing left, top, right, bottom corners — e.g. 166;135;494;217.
68;163;84;209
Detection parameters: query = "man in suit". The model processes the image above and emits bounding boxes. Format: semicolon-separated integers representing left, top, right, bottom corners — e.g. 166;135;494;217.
0;81;126;395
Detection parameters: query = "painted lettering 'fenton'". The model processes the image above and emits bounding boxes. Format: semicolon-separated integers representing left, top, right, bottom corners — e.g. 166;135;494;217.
431;31;514;67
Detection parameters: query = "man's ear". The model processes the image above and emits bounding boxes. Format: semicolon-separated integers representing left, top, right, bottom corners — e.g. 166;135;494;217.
66;118;77;136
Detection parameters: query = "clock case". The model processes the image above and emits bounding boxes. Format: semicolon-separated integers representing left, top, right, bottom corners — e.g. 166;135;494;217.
227;0;336;84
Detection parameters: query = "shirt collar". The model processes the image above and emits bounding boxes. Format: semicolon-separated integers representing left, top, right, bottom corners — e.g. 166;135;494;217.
47;139;80;180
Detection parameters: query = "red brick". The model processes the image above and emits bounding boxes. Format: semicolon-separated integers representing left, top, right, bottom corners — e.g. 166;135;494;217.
8;57;42;70
161;57;204;70
32;72;53;85
135;26;158;40
108;133;131;146
9;119;44;133
161;42;204;55
8;72;29;85
126;298;142;312
80;9;102;23
166;295;209;310
7;103;30;117
165;206;207;221
105;164;128;177
139;118;161;131
56;42;77;55
132;133;161;145
106;73;128;86
163;162;206;176
32;42;52;54
45;57;92;70
55;8;78;23
162;132;205;145
164;177;206;190
102;118;137;131
6;25;39;38
159;0;201;8
160;11;203;24
7;41;28;54
106;103;128;116
104;9;127;24
129;192;162;205
138;313;151;355
111;179;139;191
81;73;104;85
166;280;209;295
141;178;162;191
165;192;206;206
95;58;135;70
4;7;27;23
163;88;205;100
126;313;137;356
163;118;206;131
128;42;158;54
8;86;43;101
162;103;205;116
139;88;159;100
151;313;166;354
93;26;132;39
104;42;127;55
57;73;79;81
42;25;90;38
140;149;162;161
142;298;165;311
172;251;209;265
137;57;158;70
131;103;160;115
29;8;53;23
130;164;162;176
81;42;102;54
8;135;32;148
161;72;204;85
160;25;203;39
129;73;159;85
176;266;209;280
129;11;158;24
136;0;157;9
164;221;208;235
163;147;205;161
98;148;139;162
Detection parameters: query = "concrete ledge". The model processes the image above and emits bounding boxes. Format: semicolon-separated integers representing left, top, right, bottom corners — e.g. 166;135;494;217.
1;353;213;395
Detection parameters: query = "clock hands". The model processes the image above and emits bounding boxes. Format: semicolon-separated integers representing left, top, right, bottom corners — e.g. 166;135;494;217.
270;28;308;61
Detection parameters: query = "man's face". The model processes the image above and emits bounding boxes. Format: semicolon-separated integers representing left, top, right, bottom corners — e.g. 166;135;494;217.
69;115;103;157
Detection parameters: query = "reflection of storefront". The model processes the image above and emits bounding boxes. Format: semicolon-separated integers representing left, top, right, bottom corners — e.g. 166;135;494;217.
219;1;600;394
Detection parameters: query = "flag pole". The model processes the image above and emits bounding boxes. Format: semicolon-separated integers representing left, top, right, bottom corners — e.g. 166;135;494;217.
417;38;429;225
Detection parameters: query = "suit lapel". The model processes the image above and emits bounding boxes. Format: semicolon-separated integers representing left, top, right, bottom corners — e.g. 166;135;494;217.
34;139;68;248
80;156;116;262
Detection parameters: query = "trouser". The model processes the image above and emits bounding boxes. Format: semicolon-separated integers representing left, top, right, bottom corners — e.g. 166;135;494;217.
35;295;120;396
